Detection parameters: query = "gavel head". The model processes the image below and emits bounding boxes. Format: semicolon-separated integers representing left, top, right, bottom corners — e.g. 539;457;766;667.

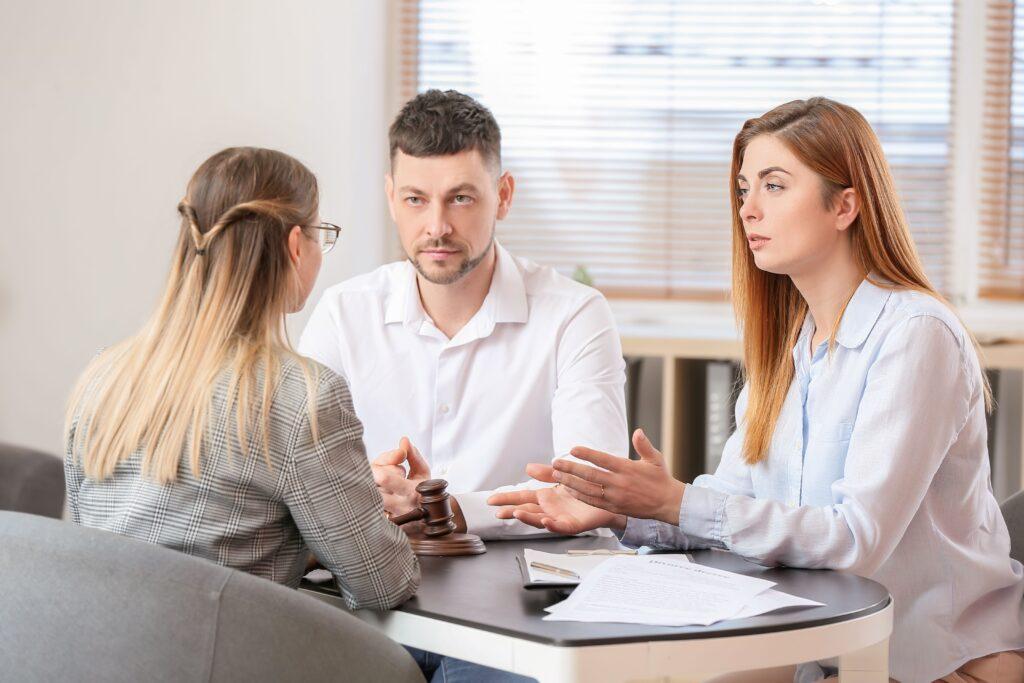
414;479;458;537
390;478;487;556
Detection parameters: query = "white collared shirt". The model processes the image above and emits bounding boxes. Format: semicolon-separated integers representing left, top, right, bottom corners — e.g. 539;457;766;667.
619;279;1024;682
299;243;629;538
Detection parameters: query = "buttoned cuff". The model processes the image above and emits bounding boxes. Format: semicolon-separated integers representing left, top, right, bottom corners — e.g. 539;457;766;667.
615;516;660;548
678;484;728;546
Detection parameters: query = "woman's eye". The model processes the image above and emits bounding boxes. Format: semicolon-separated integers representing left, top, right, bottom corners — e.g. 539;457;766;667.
766;183;783;192
737;187;748;199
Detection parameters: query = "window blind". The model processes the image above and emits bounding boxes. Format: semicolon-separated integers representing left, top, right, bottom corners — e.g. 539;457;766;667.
395;0;955;298
979;0;1024;299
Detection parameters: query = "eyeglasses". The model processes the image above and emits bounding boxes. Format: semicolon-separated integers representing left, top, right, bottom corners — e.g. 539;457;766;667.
307;222;342;254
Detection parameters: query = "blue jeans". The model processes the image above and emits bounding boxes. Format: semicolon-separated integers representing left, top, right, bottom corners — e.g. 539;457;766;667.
406;646;536;683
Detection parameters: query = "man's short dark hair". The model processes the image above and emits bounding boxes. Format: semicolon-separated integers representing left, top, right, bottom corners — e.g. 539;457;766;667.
389;89;501;170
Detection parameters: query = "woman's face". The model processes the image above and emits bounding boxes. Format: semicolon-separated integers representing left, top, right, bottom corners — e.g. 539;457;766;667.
289;220;323;313
736;134;856;278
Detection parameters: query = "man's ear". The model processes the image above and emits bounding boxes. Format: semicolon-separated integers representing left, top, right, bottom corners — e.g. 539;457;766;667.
496;171;515;220
835;187;859;232
384;173;397;223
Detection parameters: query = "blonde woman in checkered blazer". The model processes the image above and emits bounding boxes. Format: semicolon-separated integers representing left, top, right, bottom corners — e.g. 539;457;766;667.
63;147;419;610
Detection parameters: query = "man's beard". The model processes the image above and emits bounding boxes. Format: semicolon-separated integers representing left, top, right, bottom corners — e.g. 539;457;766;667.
408;228;495;285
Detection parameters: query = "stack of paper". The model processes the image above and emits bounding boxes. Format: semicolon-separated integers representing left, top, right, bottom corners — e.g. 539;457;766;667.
543;556;822;626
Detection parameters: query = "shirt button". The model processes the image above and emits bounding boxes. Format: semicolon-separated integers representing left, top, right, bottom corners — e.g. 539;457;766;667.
439;404;450;414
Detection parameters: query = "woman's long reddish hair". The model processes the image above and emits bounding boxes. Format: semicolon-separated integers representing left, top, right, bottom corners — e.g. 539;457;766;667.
730;98;984;465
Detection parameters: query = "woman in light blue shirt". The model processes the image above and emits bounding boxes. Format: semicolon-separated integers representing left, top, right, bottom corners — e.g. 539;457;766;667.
490;98;1024;682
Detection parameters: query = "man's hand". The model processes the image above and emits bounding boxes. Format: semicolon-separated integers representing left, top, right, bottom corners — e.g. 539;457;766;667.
372;437;430;516
551;429;686;525
487;463;626;535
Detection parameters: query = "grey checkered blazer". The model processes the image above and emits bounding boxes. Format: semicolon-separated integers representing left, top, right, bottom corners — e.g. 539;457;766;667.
64;355;419;610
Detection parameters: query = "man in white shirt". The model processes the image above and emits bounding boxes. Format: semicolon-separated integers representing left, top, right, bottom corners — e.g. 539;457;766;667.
298;89;628;543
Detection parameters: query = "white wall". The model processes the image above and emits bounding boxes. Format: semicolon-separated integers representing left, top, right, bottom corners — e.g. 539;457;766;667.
0;0;393;453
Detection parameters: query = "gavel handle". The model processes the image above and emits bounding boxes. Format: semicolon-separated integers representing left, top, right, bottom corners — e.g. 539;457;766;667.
390;507;426;526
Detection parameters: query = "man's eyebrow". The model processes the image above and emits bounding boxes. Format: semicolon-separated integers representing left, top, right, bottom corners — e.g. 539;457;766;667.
397;183;482;195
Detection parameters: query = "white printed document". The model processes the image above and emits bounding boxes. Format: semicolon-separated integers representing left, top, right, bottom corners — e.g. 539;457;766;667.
543;556;821;626
523;548;689;585
729;588;823;619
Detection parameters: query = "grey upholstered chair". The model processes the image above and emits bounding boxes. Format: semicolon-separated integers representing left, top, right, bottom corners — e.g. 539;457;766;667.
0;442;65;518
1002;490;1024;565
0;511;424;682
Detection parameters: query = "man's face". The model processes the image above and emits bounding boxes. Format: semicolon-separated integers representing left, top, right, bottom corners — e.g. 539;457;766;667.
386;149;513;285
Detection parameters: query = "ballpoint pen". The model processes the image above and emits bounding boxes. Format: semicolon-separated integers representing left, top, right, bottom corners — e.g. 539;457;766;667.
566;549;637;556
529;561;581;580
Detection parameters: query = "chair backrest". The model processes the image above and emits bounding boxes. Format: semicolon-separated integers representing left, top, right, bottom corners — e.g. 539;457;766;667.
0;442;65;518
1001;490;1024;565
0;511;424;682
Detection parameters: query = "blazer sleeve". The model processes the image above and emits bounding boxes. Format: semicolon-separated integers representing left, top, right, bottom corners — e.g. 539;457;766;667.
280;369;420;609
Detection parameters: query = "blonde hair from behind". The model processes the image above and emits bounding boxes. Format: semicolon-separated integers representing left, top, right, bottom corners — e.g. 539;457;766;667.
66;147;321;483
730;98;990;465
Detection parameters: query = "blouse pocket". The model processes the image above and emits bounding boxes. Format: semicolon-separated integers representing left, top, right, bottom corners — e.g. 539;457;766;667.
803;426;854;506
818;420;854;443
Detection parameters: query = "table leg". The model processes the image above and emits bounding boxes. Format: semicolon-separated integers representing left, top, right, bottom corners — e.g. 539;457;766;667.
837;637;889;682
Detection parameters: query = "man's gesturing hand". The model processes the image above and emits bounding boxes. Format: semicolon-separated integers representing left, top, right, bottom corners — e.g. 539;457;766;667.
487;463;626;535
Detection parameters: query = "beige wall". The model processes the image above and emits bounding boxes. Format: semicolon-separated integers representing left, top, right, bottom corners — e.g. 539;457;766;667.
0;0;392;453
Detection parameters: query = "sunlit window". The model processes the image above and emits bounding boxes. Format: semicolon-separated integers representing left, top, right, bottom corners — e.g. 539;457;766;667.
398;0;954;297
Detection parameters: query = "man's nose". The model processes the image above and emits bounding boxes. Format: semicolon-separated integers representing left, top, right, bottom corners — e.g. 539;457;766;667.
424;204;453;239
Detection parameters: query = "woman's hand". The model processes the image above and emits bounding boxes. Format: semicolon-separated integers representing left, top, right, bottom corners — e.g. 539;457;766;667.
487;463;626;535
552;429;686;525
372;437;430;515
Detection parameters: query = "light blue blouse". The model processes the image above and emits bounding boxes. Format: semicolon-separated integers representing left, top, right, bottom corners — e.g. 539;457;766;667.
620;279;1024;682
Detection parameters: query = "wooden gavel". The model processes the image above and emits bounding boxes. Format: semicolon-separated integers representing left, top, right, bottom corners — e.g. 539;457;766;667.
390;479;486;556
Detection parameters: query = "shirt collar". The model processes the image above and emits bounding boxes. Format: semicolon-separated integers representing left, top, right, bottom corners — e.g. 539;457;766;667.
793;275;892;363
834;276;892;349
383;259;421;326
486;242;529;325
382;241;528;330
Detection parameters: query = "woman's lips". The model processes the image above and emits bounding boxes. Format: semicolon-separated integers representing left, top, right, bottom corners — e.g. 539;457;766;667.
747;234;770;251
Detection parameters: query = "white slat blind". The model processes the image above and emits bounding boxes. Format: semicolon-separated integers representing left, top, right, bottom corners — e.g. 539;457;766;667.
981;0;1024;298
396;0;954;298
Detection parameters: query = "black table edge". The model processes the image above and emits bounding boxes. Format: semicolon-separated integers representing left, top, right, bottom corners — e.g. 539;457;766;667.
301;581;893;648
